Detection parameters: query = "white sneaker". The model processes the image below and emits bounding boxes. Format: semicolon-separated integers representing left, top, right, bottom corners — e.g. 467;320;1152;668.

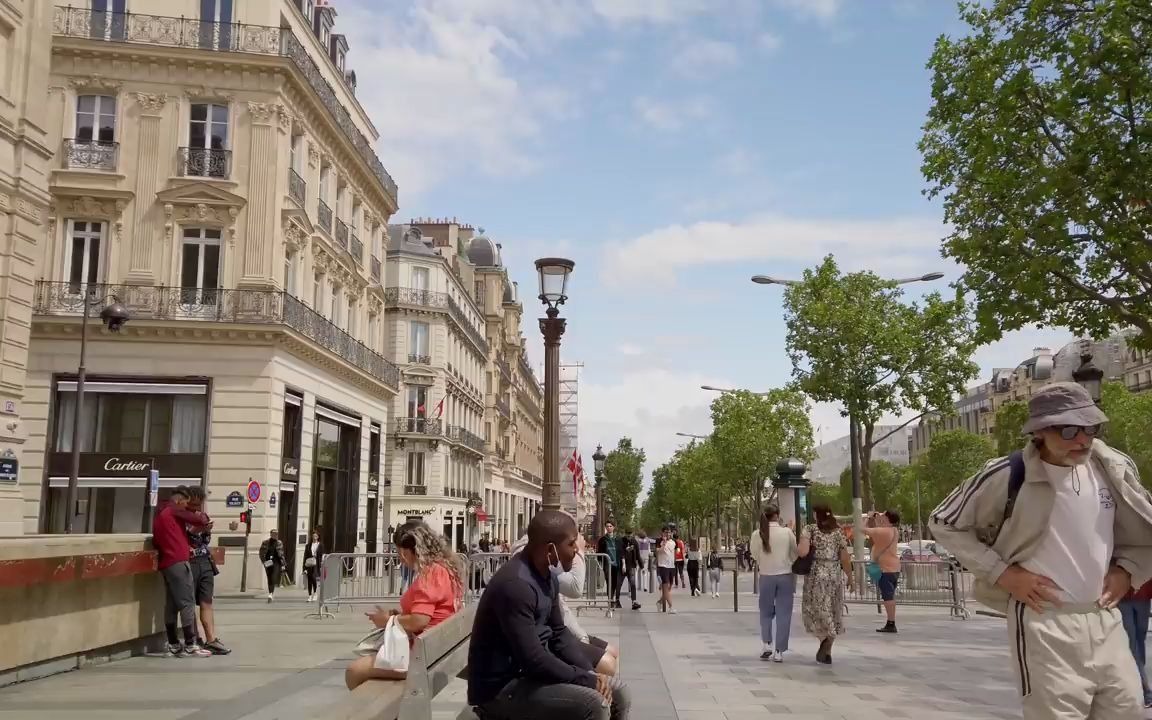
772;650;784;663
669;607;677;614
267;593;274;603
307;595;315;602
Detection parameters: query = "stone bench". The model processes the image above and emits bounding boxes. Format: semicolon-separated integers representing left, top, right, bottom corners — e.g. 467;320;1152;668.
327;604;475;720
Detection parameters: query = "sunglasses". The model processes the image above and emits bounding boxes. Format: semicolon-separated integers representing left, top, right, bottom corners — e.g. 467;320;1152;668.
1053;424;1102;441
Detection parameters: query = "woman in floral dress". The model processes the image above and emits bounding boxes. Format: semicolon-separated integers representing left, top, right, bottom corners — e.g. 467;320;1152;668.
798;504;854;664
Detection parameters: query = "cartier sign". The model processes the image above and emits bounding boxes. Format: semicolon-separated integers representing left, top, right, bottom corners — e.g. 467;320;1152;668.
104;458;151;472
281;458;300;480
48;452;206;478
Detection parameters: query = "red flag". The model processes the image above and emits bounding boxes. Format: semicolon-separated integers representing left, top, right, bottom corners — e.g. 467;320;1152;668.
435;398;444;418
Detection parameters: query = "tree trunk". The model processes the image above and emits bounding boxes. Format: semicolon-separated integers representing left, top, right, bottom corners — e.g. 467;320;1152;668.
860;422;876;511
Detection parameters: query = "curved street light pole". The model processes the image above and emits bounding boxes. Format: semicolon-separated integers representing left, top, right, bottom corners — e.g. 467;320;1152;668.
750;268;944;560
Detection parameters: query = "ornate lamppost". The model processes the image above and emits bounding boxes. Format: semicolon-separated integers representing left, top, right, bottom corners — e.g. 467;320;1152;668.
534;258;574;510
591;444;606;537
1072;351;1104;405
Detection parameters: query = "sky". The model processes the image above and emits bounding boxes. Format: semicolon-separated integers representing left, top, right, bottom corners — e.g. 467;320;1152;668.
336;0;1073;488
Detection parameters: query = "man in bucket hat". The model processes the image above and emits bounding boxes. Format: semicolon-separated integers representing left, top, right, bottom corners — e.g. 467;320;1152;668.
931;381;1152;719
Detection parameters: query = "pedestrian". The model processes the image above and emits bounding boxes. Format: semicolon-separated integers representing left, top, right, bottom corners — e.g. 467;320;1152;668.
153;486;212;657
259;529;287;603
656;526;677;613
863;509;901;633
635;530;652;593
736;540;746;571
303;528;325;602
707;547;724;598
597;520;625;609
466;511;632;719
184;487;229;655
1119;578;1152;709
751;505;798;662
673;532;686;588
686;539;702;597
799;504;853;664
930;382;1152;719
622;528;643;610
346;521;463;689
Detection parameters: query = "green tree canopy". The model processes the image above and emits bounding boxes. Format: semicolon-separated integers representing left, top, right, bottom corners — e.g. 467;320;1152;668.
994;401;1031;455
921;0;1152;350
782;255;979;508
912;429;996;530
835;461;917;525
639;466;674;534
1101;382;1152;489
602;438;646;528
710;388;815;514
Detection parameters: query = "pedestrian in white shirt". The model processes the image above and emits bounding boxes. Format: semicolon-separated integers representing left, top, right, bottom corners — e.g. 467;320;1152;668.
750;505;798;662
655;526;677;614
931;382;1152;720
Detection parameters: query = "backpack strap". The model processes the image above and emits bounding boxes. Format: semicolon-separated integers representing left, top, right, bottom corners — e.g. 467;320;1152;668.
992;451;1027;545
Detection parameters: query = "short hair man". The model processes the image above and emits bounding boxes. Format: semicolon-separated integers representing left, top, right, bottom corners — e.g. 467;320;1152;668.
930;382;1152;718
153;486;212;657
184;486;229;655
467;510;631;719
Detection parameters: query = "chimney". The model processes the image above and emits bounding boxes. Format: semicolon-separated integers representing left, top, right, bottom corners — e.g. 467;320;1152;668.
1033;347;1051;356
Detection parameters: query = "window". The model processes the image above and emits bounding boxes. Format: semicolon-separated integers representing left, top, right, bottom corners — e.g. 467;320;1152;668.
313;274;323;308
282;396;303;460
76;95;116;143
187;103;229;178
330;285;340;325
180;228;222;306
54;392;207;454
67;220;103;293
319;166;329;202
412;267;429;292
410;321;429;358
284;254;295;295
368;423;381;475
406;452;425;487
91;0;127;40
407;386;428;418
348;300;357;336
199;0;234;49
289;133;301;172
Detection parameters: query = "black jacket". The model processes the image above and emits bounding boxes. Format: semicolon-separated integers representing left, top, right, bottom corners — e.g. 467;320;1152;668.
597;534;624;567
621;536;642;572
303;539;325;570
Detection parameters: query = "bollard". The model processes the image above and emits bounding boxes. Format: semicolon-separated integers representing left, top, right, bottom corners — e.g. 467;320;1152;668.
732;564;739;612
650;564;656;594
752;567;759;595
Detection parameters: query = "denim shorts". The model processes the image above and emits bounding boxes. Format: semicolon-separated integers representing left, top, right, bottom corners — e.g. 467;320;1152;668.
878;572;900;601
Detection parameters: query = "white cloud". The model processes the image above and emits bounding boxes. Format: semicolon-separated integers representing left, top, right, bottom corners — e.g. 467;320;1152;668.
771;0;840;21
590;0;711;24
602;214;949;288
714;148;757;176
632;96;713;131
616;343;647;357
671;39;741;77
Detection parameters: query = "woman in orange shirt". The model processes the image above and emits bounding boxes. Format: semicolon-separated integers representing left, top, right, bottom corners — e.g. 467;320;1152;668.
345;521;463;690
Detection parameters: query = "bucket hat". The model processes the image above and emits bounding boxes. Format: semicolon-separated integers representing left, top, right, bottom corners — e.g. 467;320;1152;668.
1021;382;1109;434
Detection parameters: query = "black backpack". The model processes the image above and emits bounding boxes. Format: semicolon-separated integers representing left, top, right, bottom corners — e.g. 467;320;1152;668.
991;450;1027;545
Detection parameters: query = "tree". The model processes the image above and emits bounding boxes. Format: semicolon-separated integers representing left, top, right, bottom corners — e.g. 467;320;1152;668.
806;481;850;516
1101;382;1152;488
994;401;1030;455
710;388;815;517
782;255;979;509
601;438;646;528
835;461;916;523
639;466;674;534
921;0;1152;351
912;429;996;531
665;439;725;540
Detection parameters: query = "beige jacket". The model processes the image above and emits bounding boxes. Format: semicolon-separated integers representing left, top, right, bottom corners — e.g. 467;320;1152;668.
929;440;1152;612
749;524;798;576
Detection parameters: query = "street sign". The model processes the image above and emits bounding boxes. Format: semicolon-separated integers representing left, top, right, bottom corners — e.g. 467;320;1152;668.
226;491;244;508
0;457;17;484
246;479;262;504
148;469;160;507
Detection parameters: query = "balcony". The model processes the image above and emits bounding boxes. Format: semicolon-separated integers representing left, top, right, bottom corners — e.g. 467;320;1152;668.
179;147;230;179
335;219;348;249
448;425;486;454
33;281;399;390
404;484;428;496
1129;380;1152;394
317;200;332;235
350;232;363;264
495;355;512;385
495;395;510;419
52;6;398;207
394;417;442;436
288;168;306;207
447;295;490;355
407;353;431;365
384;287;448;310
63;139;118;171
370;256;381;284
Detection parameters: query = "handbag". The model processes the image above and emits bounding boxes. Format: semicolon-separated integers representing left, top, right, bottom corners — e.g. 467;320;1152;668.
304;557;317;568
791;525;813;576
356;617;409;672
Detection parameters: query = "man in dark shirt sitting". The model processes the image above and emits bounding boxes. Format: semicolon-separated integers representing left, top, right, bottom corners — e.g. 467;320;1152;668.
467;510;631;720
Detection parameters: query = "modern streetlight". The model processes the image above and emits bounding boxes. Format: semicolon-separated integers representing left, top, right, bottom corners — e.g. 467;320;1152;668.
751;268;944;560
66;293;131;534
535;257;574;510
700;385;770;396
591;444;606;537
1072;351;1104;405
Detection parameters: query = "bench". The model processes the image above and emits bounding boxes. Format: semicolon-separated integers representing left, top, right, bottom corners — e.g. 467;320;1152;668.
327;604;476;720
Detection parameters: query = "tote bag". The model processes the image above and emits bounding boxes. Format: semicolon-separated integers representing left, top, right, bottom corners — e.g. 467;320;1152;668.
355;617;409;672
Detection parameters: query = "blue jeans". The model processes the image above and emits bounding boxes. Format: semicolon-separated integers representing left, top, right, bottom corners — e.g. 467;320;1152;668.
758;573;796;652
1119;598;1152;705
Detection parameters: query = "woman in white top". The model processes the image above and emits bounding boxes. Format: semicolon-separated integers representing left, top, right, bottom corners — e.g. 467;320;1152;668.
749;505;798;662
656;526;678;613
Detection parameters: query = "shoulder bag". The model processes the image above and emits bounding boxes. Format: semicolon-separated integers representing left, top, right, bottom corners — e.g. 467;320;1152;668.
791;525;813;576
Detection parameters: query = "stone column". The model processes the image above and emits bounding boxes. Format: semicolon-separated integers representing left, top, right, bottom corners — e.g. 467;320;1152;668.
125;93;169;284
238;103;289;287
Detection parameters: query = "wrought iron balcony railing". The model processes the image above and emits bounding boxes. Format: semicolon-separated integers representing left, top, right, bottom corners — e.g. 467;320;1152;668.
288;168;306;207
384;287;448;309
335;219;348;249
370;256;382;283
52;6;398;206
33;281;399;390
447;295;489;355
447;426;486;453
179;146;230;179
64;139;118;170
495;395;510;419
404;484;428;496
317;200;332;235
350;232;363;264
407;353;431;365
394;417;442;436
495;355;512;384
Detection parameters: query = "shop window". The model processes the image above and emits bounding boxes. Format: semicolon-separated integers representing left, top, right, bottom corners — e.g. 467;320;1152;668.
54;392;206;454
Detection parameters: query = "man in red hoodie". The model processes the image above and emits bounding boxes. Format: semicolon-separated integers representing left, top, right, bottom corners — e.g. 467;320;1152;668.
154;486;212;657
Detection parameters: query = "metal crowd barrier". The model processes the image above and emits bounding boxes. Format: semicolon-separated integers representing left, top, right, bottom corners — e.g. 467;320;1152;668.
845;559;970;619
463;552;511;595
310;552;473;619
571;552;615;617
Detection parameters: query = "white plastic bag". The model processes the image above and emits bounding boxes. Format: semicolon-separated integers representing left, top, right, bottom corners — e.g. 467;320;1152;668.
372;616;410;672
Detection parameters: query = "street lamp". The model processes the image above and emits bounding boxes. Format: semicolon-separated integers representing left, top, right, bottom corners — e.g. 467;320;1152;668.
535;257;574;510
1072;351;1104;405
66;293;131;534
700;385;770;396
592;444;606;537
750;268;944;560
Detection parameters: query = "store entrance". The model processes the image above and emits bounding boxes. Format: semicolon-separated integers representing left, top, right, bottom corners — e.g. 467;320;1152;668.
310;412;361;554
277;486;298;576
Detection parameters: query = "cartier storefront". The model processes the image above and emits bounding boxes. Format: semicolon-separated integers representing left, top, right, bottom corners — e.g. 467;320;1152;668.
41;376;210;533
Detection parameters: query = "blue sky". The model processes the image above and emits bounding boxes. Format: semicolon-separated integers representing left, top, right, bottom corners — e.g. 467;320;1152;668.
338;0;1072;482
